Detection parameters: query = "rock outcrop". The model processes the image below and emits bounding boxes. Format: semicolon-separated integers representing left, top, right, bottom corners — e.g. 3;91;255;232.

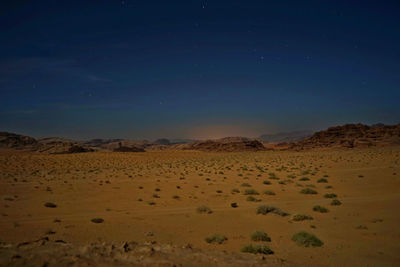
289;124;400;149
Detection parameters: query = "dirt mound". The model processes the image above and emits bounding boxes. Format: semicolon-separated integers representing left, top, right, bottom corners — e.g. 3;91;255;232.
174;138;266;152
0;239;281;267
289;123;400;149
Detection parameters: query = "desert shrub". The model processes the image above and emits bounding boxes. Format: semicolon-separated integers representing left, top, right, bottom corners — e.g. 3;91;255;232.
250;231;271;242
205;234;227;244
324;193;337;198
231;202;238;208
216;190;223;194
91;218;104;223
256;205;289;216
300;188;318;194
172;195;180;199
317;178;328;183
241;183;251;187
243;189;259;195
263;190;275;195
313;205;328;213
292;231;323;247
44;202;57;208
299;177;310;181
263;180;271;185
246;196;261;202
197;205;213;214
231;188;240;194
147;200;156;205
241;244;273;255
292;214;313;221
330;199;342;206
325;185;333;189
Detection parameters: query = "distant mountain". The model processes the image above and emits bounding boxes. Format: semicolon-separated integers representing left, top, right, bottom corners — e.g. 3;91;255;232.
289;123;400;149
171;137;267;152
259;130;312;143
0;132;93;153
84;139;150;150
153;138;170;145
169;139;198;144
0;132;38;148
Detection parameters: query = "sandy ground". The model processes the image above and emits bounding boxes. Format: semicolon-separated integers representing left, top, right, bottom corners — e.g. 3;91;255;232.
0;147;399;266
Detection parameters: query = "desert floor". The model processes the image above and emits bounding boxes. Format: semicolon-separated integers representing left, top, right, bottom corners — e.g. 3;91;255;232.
0;147;399;266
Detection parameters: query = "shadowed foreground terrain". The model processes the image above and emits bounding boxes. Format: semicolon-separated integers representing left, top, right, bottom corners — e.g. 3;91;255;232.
0;147;400;266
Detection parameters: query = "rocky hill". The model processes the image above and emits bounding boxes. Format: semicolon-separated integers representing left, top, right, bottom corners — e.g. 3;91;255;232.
172;137;266;152
0;132;93;153
259;130;312;143
289;123;400;149
0;132;38;149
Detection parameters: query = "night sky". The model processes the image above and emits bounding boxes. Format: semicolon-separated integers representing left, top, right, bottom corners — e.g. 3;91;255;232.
1;1;399;140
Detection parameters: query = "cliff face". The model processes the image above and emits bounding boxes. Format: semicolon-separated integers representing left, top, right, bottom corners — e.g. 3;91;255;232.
289;124;400;149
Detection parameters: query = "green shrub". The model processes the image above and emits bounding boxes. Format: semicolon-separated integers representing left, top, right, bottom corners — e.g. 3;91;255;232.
292;231;323;247
241;244;273;255
246;196;261;202
243;189;259;195
205;234;227;244
256;205;289;216
300;188;318;194
250;231;271;242
292;214;313;221
263;190;275;195
313;205;328;213
330;199;342;206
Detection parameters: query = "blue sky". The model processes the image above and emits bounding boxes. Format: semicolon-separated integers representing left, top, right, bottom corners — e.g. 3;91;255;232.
1;1;399;140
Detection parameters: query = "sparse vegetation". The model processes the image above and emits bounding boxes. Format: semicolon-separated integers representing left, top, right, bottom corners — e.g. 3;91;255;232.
250;231;271;242
241;244;274;255
263;190;275;195
292;231;323;247
300;188;318;194
292;214;313;221
246;196;261;202
256;205;289;216
313;205;329;213
205;234;227;244
324;193;337;198
243;189;259;195
317;178;328;183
